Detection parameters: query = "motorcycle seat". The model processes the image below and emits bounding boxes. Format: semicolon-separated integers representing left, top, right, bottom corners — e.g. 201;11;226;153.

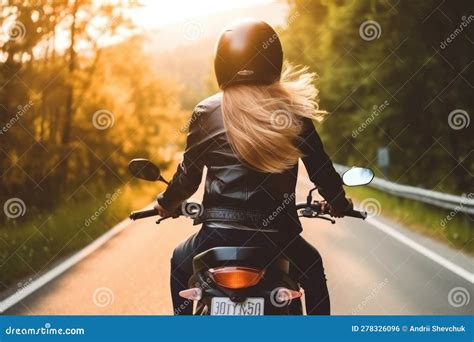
192;246;289;274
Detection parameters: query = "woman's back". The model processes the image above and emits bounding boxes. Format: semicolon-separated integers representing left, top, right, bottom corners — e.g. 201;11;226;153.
190;92;299;232
158;18;352;315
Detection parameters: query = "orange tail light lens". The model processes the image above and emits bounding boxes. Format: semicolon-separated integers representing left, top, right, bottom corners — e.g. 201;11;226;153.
209;267;264;289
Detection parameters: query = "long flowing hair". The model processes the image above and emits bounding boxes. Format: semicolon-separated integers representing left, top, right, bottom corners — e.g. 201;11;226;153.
221;64;326;173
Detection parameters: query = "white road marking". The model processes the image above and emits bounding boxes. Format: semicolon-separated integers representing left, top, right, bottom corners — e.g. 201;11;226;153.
366;217;473;283
0;189;472;313
0;217;133;313
301;176;473;283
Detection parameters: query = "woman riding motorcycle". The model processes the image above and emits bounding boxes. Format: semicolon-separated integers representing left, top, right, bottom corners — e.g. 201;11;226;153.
154;19;353;315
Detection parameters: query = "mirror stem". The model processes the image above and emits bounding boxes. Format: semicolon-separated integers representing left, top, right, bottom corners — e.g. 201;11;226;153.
159;176;170;185
307;186;318;205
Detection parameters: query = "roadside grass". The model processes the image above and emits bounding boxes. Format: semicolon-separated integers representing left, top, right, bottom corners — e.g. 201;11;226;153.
0;181;164;293
2;169;472;296
345;186;473;254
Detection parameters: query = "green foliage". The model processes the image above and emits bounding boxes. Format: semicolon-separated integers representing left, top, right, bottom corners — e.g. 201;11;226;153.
0;1;187;215
282;0;472;194
0;1;188;290
345;186;473;253
0;181;164;289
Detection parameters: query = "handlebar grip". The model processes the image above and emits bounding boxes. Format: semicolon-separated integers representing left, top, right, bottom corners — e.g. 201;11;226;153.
345;209;367;220
129;208;159;220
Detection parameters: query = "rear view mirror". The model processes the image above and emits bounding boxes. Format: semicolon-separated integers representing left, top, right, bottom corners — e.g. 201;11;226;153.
128;158;162;182
342;167;374;186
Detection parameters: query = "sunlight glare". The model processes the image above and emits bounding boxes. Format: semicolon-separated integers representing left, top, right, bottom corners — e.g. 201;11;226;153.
132;0;275;29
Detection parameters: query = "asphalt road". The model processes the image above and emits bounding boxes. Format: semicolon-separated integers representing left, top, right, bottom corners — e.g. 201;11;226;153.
4;168;473;315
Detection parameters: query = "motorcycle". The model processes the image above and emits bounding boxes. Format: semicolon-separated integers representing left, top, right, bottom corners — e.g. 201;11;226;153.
128;158;374;315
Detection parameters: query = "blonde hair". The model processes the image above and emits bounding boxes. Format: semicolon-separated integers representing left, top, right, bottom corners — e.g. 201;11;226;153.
222;64;326;173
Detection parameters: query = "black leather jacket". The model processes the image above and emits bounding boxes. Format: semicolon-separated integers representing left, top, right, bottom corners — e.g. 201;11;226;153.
158;93;349;235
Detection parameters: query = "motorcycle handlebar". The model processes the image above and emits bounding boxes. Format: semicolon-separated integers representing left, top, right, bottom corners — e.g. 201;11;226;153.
295;202;367;220
129;203;367;221
129;208;159;220
345;209;367;220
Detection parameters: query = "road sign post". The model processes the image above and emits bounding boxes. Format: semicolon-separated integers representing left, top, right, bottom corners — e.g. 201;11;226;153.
377;147;390;179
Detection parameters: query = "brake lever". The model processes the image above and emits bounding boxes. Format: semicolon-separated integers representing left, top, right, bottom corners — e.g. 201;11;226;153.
155;217;170;224
316;215;336;224
155;214;180;225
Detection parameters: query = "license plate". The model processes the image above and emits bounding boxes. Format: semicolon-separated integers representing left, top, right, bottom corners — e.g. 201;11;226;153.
210;297;264;316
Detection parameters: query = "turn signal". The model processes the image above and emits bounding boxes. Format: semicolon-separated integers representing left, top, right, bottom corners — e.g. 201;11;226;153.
209;267;264;289
179;288;202;300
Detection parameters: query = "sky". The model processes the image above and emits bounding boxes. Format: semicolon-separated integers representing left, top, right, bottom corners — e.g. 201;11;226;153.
21;0;283;58
131;0;277;29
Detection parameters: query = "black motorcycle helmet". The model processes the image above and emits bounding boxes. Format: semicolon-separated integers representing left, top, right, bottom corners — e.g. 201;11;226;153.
214;19;283;89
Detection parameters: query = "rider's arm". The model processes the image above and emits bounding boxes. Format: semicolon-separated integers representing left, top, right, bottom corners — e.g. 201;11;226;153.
157;107;206;211
299;117;351;211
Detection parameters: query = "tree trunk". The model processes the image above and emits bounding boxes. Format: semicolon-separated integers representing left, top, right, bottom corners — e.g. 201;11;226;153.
58;0;79;187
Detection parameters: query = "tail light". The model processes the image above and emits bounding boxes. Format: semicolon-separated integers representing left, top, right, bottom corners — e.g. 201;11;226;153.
209;267;264;289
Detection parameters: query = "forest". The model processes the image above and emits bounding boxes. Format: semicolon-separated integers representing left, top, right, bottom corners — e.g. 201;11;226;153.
0;0;472;289
1;1;187;216
1;0;189;288
281;0;472;194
